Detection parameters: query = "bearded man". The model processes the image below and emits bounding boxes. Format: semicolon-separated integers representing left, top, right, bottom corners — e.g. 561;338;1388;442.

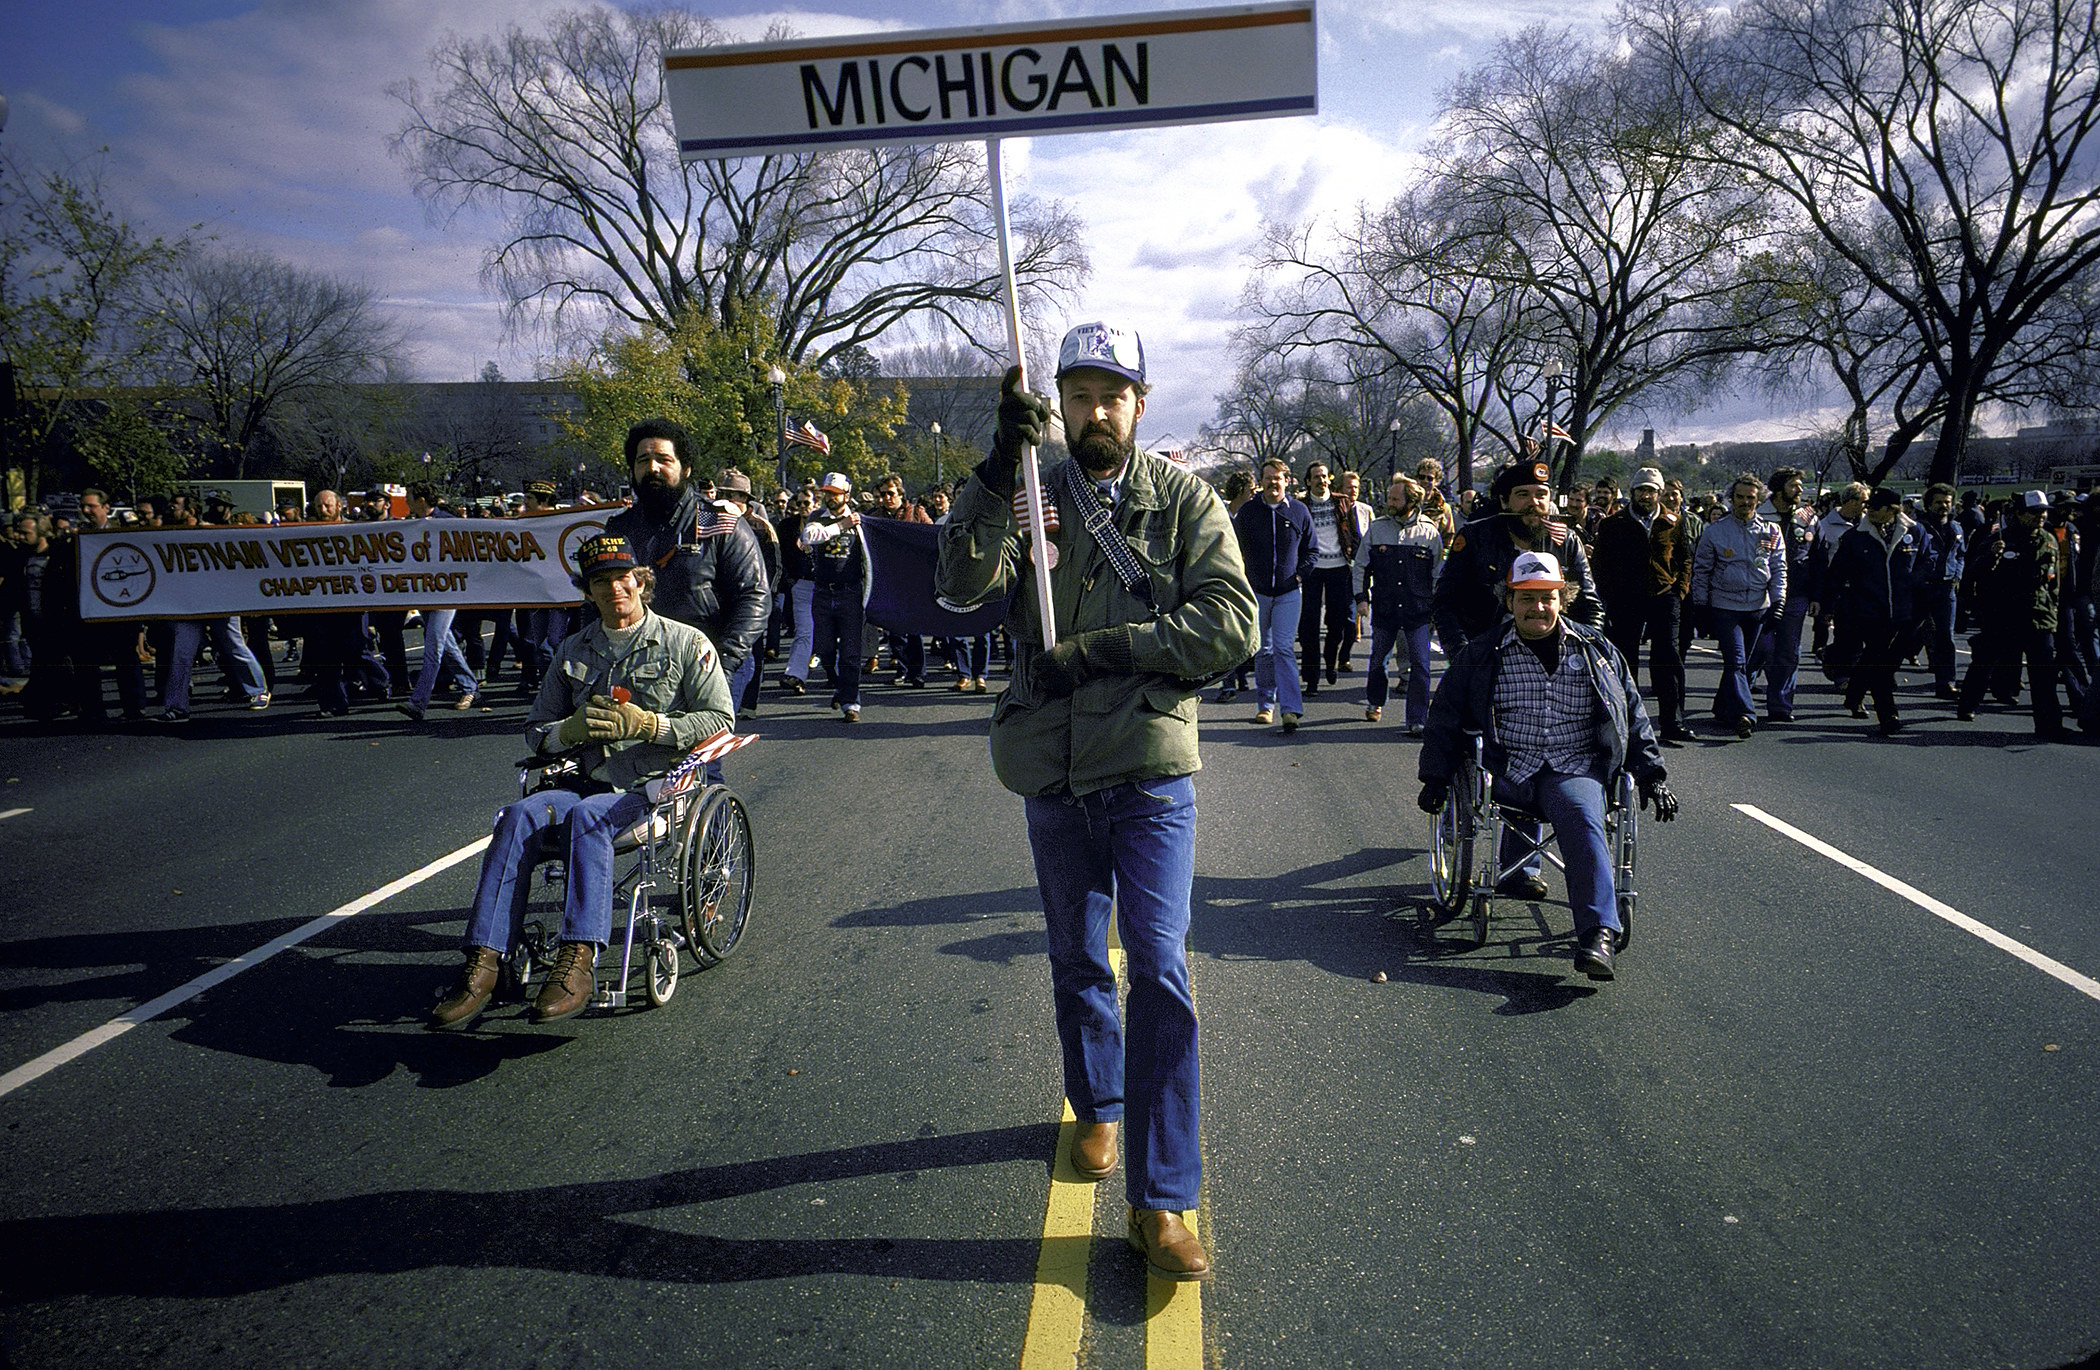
936;322;1258;1283
1431;457;1603;655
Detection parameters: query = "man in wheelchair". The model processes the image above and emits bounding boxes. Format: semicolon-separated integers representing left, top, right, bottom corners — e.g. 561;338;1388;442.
1416;552;1679;980
429;534;734;1029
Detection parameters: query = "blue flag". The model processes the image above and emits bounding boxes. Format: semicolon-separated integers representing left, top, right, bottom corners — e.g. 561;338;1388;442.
859;517;1013;636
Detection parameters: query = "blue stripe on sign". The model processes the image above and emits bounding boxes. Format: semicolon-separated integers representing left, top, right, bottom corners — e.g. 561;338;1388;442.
679;95;1318;155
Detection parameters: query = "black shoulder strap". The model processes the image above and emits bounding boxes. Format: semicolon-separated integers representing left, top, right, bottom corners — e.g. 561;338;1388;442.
1058;461;1156;614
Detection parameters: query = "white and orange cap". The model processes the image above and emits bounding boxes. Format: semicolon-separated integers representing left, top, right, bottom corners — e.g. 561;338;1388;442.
1509;551;1567;589
818;471;853;493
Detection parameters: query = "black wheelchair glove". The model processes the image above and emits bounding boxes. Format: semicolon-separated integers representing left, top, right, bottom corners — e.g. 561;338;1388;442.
1639;775;1679;822
1417;779;1449;815
982;364;1050;497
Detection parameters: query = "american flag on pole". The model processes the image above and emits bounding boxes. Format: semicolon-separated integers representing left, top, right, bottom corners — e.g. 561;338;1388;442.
784;419;831;454
644;729;759;802
1541;420;1573;442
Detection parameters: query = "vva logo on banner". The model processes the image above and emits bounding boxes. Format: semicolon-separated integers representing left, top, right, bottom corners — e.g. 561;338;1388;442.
76;507;614;620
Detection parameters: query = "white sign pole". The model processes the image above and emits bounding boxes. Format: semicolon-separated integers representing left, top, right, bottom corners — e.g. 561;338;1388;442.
986;135;1059;651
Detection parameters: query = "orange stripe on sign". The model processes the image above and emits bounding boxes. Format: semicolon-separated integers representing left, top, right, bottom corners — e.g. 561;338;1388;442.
665;8;1313;70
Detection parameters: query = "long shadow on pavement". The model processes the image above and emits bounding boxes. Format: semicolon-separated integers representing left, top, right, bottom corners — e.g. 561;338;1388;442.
1191;847;1597;1015
0;1123;1054;1300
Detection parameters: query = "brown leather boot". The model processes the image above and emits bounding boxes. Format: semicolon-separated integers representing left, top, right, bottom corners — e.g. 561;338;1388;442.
1071;1121;1118;1181
428;947;504;1030
531;941;598;1022
1128;1208;1212;1282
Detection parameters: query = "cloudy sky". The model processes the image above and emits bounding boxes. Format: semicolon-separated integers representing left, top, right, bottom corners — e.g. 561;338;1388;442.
3;0;1832;451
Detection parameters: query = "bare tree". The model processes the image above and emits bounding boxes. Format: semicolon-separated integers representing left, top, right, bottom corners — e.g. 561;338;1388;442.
1205;350;1318;472
157;249;404;478
1434;25;1775;492
1248;179;1544;495
390;6;1089;371
1630;0;2100;486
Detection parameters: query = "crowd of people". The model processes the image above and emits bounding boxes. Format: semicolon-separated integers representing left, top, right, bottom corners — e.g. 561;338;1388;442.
2;442;2094;747
1214;454;2097;744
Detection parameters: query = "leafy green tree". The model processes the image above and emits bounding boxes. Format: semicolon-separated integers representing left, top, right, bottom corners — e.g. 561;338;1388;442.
0;154;183;500
558;311;906;495
77;398;186;503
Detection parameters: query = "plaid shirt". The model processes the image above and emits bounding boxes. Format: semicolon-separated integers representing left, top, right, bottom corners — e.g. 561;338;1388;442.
1492;626;1598;784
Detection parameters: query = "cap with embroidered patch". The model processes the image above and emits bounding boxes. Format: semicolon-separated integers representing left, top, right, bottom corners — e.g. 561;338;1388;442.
574;534;638;583
1055;322;1146;388
1508;551;1567;589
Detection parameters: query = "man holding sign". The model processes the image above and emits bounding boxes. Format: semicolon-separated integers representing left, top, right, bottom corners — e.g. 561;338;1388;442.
938;323;1257;1281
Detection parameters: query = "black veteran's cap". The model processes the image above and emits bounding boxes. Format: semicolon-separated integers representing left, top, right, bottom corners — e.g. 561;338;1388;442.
1866;486;1903;510
574;534;638;583
1491;460;1554;502
525;479;558;500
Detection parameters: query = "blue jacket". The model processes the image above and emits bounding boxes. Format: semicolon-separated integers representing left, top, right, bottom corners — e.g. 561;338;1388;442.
1915;514;1965;586
1828;516;1930;624
1692;514;1787;613
1417;619;1666;788
1232;495;1316;596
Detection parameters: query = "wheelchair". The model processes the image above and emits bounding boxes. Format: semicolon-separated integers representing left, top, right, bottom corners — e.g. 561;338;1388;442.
1427;731;1637;951
505;731;758;1012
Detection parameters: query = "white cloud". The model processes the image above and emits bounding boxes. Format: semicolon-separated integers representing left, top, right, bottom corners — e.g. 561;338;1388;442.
1019;116;1422;437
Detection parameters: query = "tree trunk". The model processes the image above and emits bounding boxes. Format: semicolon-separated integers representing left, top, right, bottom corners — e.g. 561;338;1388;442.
1925;383;1974;488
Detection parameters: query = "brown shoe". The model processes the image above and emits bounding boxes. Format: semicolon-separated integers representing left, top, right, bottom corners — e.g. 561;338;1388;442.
1127;1208;1212;1282
1071;1121;1118;1181
428;947;504;1030
531;941;598;1022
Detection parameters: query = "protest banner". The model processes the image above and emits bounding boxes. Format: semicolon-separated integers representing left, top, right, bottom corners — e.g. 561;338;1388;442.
663;2;1318;648
76;507;614;621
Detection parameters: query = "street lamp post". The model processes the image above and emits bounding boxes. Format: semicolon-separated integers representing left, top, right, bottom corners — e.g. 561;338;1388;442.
1387;416;1403;488
768;364;788;492
929;421;942;487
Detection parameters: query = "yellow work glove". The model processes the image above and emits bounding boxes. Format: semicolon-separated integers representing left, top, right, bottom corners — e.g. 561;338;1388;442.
586;692;657;742
556;702;594;747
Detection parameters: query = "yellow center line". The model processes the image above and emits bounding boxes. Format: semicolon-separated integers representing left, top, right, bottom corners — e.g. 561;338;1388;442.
1016;924;1206;1369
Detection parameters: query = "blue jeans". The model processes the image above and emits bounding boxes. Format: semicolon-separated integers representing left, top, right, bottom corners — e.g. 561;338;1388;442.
1253;589;1304;714
1710;608;1760;725
465;788;651;951
784;581;816;682
1751;604;1808;717
409;608;479;709
1023;774;1201;1211
165;616;267;710
808;583;865;706
1920;582;1959;689
1495;767;1620;937
1365;621;1434;725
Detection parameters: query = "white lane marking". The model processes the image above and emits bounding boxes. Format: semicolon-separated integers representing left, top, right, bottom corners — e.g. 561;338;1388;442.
0;808;28;821
1734;804;2100;1003
0;836;492;1101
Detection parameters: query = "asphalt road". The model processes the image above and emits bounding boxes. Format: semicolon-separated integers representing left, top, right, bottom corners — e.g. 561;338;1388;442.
0;640;2095;1370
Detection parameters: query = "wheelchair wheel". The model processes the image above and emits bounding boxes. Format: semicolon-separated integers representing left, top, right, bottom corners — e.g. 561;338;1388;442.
1470;892;1491;949
1428;768;1478;916
645;937;679;1006
681;788;755;965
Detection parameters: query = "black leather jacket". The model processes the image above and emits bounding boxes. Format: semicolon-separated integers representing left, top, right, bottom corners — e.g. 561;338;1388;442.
605;486;770;672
